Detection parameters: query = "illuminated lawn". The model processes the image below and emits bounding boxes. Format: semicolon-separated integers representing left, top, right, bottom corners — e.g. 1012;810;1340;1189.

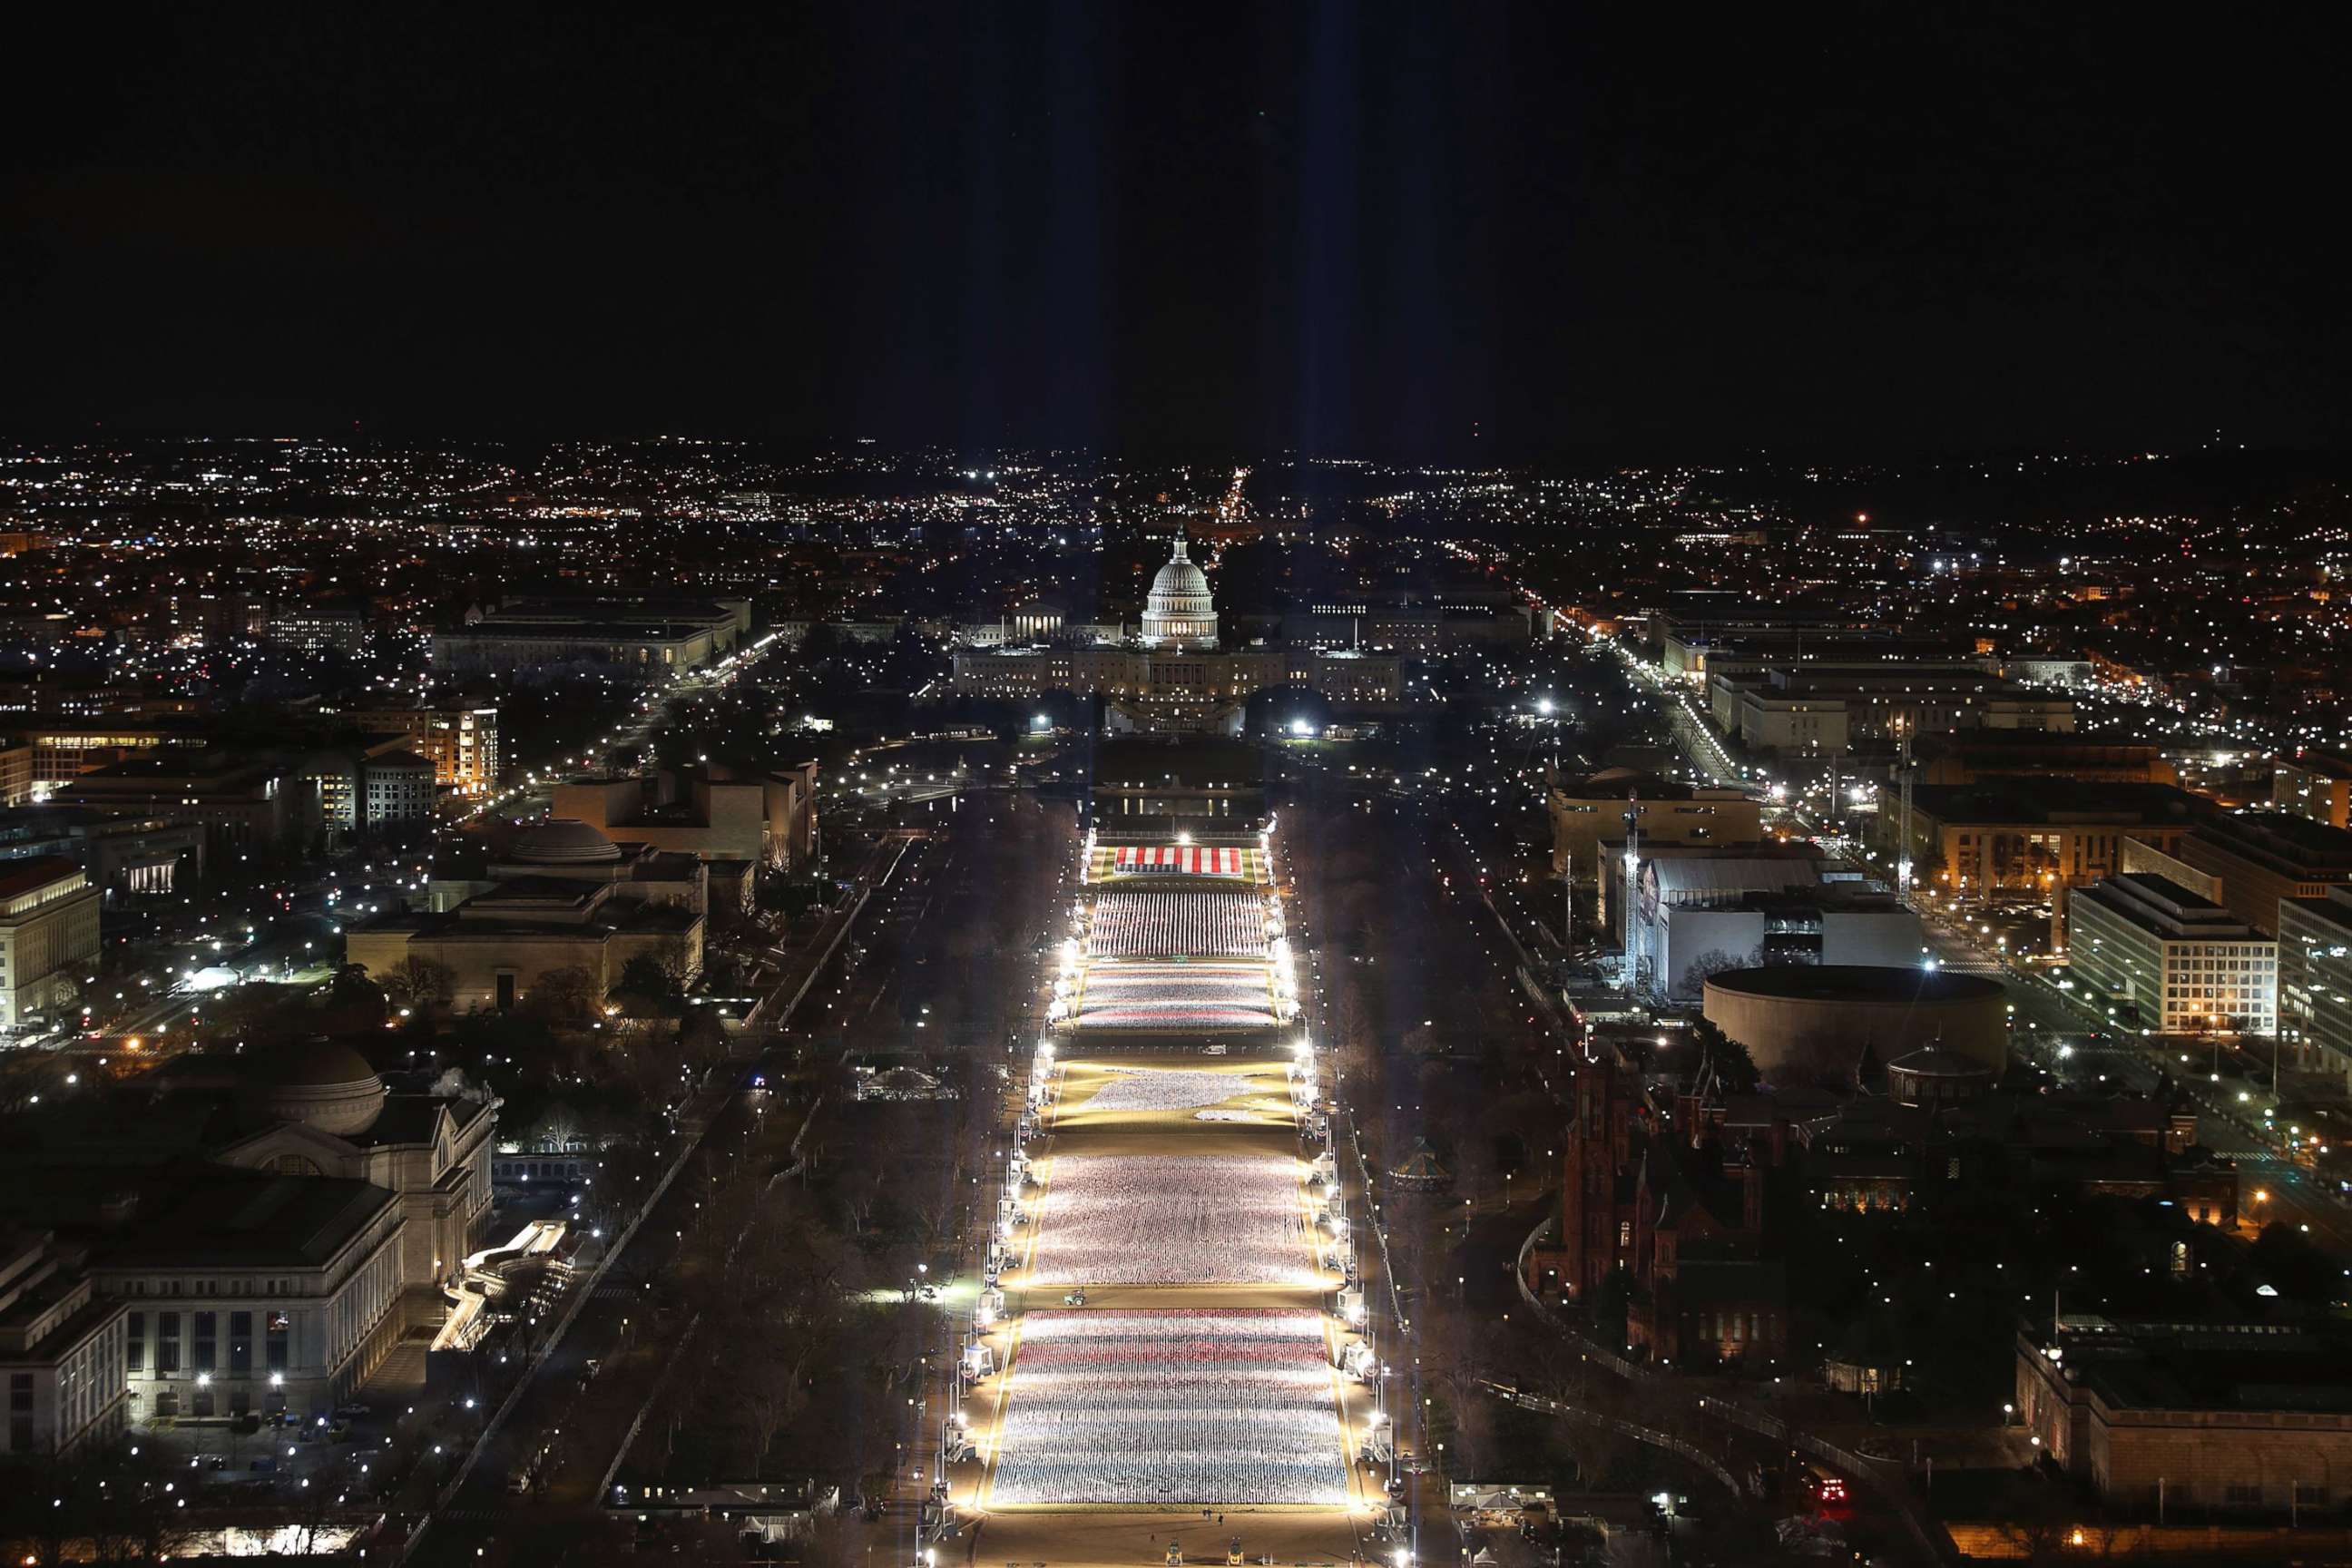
990;1309;1349;1506
1027;1153;1308;1286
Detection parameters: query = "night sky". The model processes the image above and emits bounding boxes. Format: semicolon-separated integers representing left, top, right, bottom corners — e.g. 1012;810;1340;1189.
5;5;2345;458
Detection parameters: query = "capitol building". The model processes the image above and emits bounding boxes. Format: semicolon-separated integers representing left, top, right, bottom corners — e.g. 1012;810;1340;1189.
1138;534;1218;648
947;534;1405;734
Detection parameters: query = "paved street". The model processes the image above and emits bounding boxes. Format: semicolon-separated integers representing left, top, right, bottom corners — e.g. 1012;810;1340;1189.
418;793;1078;1564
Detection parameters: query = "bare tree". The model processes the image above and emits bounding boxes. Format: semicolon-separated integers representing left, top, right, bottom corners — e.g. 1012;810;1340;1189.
737;1340;816;1479
377;954;457;1012
524;963;604;1024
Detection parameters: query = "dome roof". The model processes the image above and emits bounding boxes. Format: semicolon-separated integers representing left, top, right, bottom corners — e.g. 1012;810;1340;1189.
1149;555;1211;605
1141;534;1218;648
512;818;621;865
250;1038;380;1089
244;1039;388;1137
1886;1044;1994;1078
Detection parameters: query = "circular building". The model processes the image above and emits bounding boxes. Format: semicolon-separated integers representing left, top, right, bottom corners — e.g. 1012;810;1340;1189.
1701;965;2006;1083
1886;1044;1996;1109
1140;535;1218;649
241;1039;388;1138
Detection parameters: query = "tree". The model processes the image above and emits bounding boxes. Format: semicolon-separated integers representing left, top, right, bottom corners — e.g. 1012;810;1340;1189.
1676;946;1759;1000
677;1004;730;1073
524;964;604;1024
377;955;456;1012
619;952;683;1001
838;1161;887;1239
699;946;752;995
618;936;697;1000
332;960;387;1006
736;1338;815;1480
1688;1017;1761;1096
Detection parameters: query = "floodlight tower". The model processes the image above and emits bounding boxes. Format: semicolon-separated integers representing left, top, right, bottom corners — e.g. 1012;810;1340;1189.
1895;720;1915;907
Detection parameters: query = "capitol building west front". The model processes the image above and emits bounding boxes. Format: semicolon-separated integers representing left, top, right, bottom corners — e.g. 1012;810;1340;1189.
946;533;1404;734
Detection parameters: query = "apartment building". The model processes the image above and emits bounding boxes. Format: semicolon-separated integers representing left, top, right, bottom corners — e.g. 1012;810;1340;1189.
338;705;501;793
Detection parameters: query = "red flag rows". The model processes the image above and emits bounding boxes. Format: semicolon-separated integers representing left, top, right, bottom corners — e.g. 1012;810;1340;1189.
1114;845;1241;876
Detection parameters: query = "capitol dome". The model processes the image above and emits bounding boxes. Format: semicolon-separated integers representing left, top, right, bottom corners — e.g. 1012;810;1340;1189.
1141;534;1217;649
243;1039;387;1138
512;818;621;865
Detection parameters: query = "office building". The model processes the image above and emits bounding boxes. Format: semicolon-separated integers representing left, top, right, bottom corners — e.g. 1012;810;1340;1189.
0;808;206;898
1549;769;1759;879
2277;887;2352;1088
0;1231;130;1457
165;589;266;647
1706;662;2075;756
1275;597;1533;654
1879;780;2200;906
362;750;436;828
11;715;211;793
1911;736;2178;788
1658;614;1973;686
2067;873;2276;1036
2273;751;2352;831
431;596;750;673
264;600;368;654
2161;813;2352;937
52;752;304;851
0;857;101;1032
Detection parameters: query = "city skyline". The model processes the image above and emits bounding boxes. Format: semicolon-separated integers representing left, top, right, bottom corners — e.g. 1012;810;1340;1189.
3;10;2350;1567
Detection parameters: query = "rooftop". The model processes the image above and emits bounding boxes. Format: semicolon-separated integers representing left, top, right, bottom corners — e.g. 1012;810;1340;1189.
0;854;84;902
2185;811;2352;873
2280;752;2352;782
1552;768;1751;801
510;817;621;865
101;1169;397;1270
2075;873;2266;941
2040;1321;2352;1416
1702;965;2003;1005
243;1039;379;1091
1911;779;2201;826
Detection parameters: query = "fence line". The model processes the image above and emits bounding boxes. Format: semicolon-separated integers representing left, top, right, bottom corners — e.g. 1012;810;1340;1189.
1482;1380;1740;1498
594;1312;706;1506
